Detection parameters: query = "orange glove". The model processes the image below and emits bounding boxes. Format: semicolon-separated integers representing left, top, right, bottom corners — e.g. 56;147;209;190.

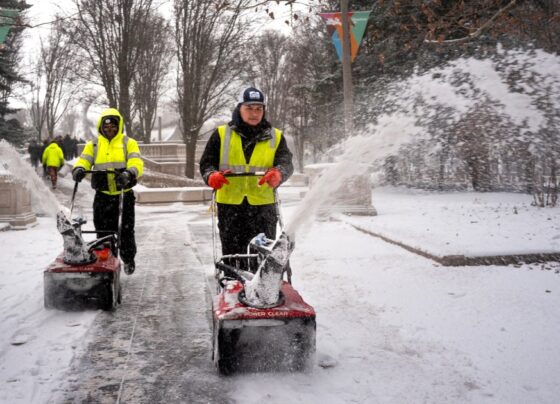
208;171;230;190
258;168;282;188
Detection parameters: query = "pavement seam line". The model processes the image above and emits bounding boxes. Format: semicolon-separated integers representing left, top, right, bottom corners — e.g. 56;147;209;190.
115;261;149;404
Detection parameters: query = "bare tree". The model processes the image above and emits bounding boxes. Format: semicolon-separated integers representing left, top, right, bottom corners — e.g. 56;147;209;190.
28;70;47;140
132;11;173;144
283;19;340;170
58;108;80;138
40;17;78;138
246;30;293;128
71;0;154;133
174;0;251;178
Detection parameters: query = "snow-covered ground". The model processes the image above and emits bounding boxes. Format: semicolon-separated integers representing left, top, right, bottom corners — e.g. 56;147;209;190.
1;181;559;403
3;37;559;403
343;187;560;257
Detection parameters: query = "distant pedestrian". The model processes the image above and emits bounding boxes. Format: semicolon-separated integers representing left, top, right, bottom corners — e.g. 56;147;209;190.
71;137;78;158
27;139;42;168
41;140;49;178
62;134;74;160
41;137;65;189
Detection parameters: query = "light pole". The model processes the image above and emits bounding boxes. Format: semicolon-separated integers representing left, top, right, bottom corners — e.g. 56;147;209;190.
340;0;353;136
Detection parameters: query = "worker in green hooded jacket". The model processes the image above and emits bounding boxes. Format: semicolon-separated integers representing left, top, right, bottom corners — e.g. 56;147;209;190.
72;108;143;275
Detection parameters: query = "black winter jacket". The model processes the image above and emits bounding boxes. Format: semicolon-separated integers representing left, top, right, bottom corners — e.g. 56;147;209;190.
199;106;294;185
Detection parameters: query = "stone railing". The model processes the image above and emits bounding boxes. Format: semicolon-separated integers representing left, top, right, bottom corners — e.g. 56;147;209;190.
139;143;185;161
77;140;207;178
0;172;37;229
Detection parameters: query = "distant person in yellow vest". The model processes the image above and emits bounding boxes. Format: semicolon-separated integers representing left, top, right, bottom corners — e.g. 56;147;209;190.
199;87;294;260
41;136;65;189
72;108;144;275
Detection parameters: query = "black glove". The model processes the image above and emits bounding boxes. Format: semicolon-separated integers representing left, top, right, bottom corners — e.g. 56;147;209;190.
72;167;86;182
115;170;132;188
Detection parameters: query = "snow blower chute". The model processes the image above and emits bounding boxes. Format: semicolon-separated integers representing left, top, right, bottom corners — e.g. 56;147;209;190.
43;171;123;311
211;173;316;374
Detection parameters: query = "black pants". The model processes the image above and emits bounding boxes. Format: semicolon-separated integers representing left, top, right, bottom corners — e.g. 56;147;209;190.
217;199;277;257
93;190;136;264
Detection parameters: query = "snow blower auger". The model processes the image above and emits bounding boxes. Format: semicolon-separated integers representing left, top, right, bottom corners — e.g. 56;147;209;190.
211;173;316;375
43;171;123;311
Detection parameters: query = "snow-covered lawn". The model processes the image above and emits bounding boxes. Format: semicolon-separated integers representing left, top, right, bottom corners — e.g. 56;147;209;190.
344;187;560;257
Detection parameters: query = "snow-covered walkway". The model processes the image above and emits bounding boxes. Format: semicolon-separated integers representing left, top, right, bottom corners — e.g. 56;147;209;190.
1;183;559;403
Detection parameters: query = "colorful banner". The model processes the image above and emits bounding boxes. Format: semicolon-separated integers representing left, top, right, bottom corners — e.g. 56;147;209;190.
0;8;19;45
319;11;371;63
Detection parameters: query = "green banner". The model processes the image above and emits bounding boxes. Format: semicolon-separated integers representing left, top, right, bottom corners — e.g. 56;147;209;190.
0;8;20;45
319;11;371;63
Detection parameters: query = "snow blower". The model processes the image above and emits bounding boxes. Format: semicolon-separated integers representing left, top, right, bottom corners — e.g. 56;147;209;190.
43;171;123;311
211;173;316;375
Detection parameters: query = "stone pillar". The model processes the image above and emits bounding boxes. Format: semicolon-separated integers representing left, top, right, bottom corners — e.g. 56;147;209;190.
304;163;377;216
0;172;37;229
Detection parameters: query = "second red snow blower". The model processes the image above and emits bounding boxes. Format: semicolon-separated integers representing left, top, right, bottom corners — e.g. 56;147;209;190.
210;173;316;375
43;171;124;311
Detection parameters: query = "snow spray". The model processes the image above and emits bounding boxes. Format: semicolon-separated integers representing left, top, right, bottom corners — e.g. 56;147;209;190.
243;232;293;307
0;140;62;216
285;114;426;240
283;46;560;240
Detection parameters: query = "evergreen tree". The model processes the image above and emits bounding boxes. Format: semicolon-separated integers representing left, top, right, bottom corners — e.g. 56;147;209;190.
0;0;30;146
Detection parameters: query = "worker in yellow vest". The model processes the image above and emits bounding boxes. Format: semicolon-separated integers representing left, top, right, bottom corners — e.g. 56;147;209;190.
41;136;65;189
72;108;143;275
199;87;294;261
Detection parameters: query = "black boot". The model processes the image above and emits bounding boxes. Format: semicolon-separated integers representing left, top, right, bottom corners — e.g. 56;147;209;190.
123;259;135;275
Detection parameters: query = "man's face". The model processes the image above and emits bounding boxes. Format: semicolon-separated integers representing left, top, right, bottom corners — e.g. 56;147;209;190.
239;104;264;127
102;121;119;139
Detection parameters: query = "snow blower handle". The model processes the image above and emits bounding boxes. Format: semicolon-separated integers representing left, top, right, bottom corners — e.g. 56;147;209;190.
221;172;284;231
81;169;120;175
211;172;265;270
69;169;115;217
222;172;266;178
69;181;79;218
72;170;124;256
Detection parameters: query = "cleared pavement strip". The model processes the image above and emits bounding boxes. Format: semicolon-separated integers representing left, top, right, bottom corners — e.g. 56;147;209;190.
58;207;232;403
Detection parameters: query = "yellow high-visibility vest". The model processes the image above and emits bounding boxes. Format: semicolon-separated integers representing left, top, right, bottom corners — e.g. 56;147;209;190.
73;108;143;195
216;125;281;205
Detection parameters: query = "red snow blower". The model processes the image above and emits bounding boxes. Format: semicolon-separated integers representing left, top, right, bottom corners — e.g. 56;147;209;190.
43;171;123;311
211;173;316;375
